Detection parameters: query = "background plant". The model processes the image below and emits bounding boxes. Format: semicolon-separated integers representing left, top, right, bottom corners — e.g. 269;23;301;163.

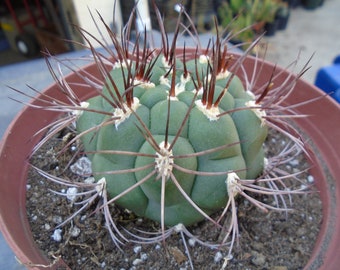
218;0;284;45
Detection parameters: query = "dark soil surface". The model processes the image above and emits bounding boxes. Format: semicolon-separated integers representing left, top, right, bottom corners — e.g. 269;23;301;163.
26;129;322;270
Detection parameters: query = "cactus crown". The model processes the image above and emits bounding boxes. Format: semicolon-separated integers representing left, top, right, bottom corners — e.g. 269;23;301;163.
27;3;311;266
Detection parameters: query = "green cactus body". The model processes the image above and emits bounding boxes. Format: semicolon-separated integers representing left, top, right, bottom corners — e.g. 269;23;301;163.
77;53;268;226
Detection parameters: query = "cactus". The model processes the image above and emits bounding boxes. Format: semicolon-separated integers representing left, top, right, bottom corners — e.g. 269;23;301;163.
26;3;310;267
76;41;268;227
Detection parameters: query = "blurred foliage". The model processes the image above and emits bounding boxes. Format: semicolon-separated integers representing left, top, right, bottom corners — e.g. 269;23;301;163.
218;0;286;45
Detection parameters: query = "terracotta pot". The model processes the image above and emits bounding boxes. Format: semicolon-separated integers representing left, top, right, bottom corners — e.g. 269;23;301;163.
1;54;340;269
252;21;266;34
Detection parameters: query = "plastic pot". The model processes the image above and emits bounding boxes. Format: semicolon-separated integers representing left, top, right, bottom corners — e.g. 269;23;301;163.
264;20;278;36
276;6;291;30
302;0;324;10
1;52;340;269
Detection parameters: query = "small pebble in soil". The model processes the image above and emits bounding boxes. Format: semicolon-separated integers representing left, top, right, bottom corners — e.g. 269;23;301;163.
51;228;62;242
66;187;78;201
214;251;223;263
300;184;308;189
289;159;299;166
188;238;196;247
133;245;142;254
132;258;144;266
70;156;92;175
169;246;187;264
52;215;62;224
84;177;95;184
140;253;148;261
307;175;315;183
70;226;80;237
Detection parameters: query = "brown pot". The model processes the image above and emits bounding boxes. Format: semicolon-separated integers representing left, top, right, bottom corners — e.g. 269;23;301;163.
1;54;340;269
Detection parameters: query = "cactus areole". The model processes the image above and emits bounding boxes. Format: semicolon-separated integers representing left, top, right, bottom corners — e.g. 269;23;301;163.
76;45;268;227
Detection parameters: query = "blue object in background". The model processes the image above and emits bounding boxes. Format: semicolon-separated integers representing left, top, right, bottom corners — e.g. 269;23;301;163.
315;64;340;103
334;88;340;102
333;54;340;64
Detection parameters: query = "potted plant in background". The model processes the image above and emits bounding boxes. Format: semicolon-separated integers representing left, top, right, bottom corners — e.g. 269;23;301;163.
218;0;287;45
275;2;291;30
285;0;301;8
302;0;324;9
259;0;282;36
1;3;340;269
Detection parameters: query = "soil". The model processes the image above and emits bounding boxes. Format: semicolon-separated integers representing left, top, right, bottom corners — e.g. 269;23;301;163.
26;128;322;270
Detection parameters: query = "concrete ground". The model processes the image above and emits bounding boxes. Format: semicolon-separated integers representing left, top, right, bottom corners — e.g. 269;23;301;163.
0;1;339;268
263;0;340;84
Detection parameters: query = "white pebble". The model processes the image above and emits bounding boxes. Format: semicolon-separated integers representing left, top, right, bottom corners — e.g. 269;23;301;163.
188;238;196;247
66;187;78;202
155;244;161;250
70;157;92;175
300;184;307;190
307;175;315;183
140;253;148;261
289;159;299;166
52;215;63;224
214;251;223;263
51;228;62;242
70;226;81;237
132;258;143;266
84;177;95;184
133;245;142;254
44;224;51;230
174;4;182;13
